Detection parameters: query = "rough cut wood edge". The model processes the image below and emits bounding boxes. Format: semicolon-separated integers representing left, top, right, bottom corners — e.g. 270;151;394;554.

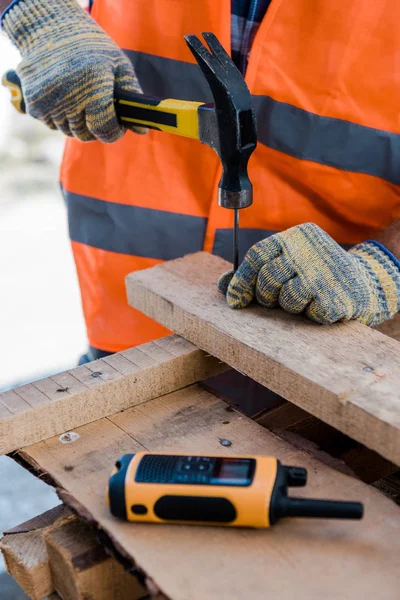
0;505;71;600
0;334;226;455
45;518;146;600
17;385;400;600
1;506;146;600
126;252;400;465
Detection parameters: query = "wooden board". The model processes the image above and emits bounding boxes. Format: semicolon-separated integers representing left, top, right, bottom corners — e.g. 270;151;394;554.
0;505;71;600
0;506;145;600
126;252;400;465
0;334;225;454
255;403;398;484
18;386;400;600
45;518;145;600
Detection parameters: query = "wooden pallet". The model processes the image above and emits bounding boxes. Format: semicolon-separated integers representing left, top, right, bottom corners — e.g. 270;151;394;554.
1;252;399;599
2;379;398;599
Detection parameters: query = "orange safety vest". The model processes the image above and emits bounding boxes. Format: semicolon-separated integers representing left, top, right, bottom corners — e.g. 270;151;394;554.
61;0;400;353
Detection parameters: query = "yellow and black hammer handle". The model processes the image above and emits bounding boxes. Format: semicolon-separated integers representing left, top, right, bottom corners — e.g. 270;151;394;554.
2;70;26;114
2;70;203;139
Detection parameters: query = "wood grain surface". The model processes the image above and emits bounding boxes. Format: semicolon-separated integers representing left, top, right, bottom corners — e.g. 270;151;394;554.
126;252;400;464
19;385;400;600
0;334;225;454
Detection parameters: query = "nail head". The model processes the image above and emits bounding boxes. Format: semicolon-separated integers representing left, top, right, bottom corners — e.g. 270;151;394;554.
219;439;232;447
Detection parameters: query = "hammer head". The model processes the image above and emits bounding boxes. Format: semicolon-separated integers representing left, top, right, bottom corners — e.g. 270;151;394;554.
184;32;257;210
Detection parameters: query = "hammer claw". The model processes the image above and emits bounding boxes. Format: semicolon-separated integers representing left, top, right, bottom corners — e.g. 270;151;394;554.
185;33;243;83
184;34;212;62
201;32;245;83
184;33;254;111
184;34;225;81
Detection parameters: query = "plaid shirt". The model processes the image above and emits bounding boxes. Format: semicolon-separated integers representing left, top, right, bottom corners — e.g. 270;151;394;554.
231;0;271;74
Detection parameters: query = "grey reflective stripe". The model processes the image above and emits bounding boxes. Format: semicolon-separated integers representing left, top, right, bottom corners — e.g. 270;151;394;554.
213;228;278;263
124;50;213;103
125;49;400;185
252;95;400;185
213;228;351;263
65;190;207;260
66;189;352;260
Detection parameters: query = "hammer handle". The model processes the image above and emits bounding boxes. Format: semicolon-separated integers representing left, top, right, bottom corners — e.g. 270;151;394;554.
2;70;25;113
2;69;203;140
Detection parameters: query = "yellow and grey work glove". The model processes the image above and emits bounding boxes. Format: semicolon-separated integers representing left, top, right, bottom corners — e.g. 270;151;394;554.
218;223;400;326
2;0;145;142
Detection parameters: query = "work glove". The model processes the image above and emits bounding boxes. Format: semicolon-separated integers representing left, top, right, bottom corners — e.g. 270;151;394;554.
218;223;400;326
2;0;145;142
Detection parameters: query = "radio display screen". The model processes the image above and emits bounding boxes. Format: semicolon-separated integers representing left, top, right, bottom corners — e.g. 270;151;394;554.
211;458;255;486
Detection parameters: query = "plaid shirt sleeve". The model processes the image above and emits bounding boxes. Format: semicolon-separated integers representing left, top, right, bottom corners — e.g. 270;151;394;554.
231;0;271;74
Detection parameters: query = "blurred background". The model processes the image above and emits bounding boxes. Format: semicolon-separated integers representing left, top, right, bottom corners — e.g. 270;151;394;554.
0;33;88;596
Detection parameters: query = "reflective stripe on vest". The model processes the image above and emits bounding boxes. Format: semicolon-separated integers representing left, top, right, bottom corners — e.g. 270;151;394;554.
127;49;400;185
66;189;207;260
61;0;400;352
66;187;276;262
67;49;400;264
67;188;351;263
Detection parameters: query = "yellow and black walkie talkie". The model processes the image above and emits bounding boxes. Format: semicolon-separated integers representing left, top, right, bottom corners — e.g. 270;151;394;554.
108;453;363;528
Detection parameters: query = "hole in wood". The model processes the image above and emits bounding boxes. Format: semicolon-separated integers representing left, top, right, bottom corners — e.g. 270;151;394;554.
59;432;80;444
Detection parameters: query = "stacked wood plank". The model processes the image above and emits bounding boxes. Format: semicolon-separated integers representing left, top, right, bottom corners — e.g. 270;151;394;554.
8;383;399;600
0;335;225;454
0;252;399;599
126;252;400;465
1;506;69;600
1;506;145;600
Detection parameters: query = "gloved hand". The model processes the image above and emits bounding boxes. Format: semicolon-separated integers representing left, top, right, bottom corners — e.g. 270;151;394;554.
218;223;400;326
2;0;145;142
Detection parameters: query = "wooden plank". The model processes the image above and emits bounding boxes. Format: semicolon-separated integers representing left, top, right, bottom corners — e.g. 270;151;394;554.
126;252;400;465
256;403;398;485
0;505;71;600
15;384;53;408
256;403;311;431
101;353;141;376
45;518;146;600
0;506;145;600
0;334;225;455
373;472;400;504
19;386;400;600
0;389;31;414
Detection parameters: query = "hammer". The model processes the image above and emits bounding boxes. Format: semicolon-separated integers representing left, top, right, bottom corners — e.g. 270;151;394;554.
2;32;257;271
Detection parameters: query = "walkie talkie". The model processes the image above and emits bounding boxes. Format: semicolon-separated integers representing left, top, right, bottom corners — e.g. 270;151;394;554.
108;453;363;528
